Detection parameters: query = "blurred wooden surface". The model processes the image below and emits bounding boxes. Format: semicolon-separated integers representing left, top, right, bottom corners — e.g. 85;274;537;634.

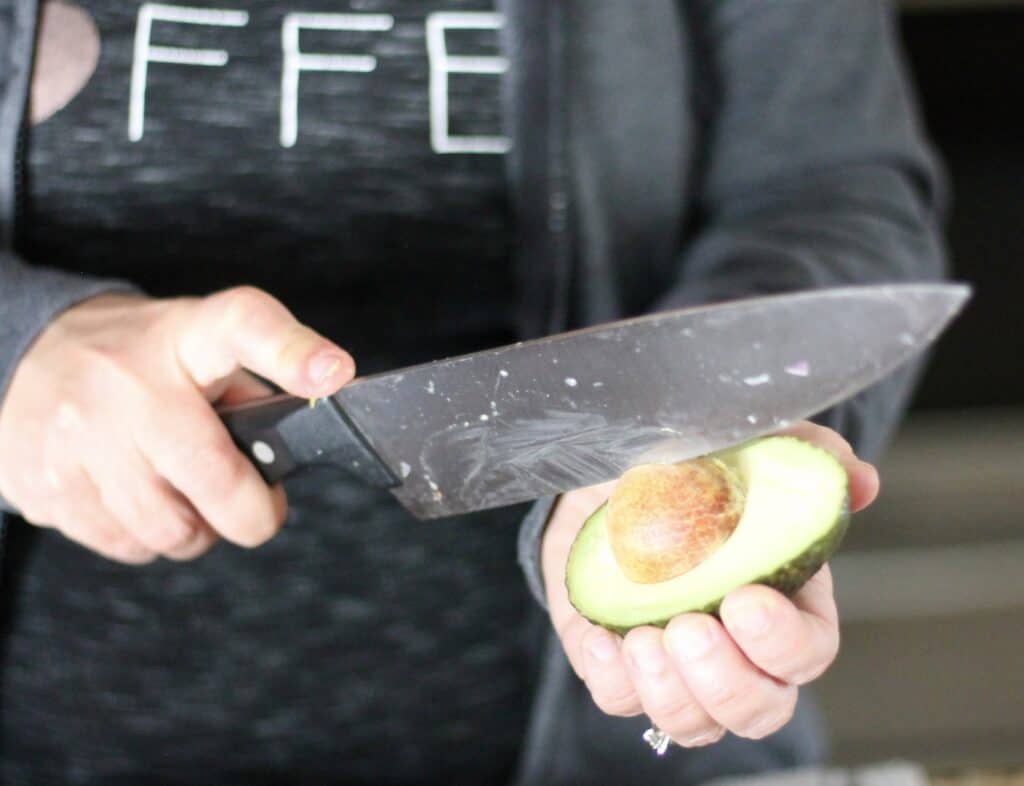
818;410;1024;769
817;5;1024;768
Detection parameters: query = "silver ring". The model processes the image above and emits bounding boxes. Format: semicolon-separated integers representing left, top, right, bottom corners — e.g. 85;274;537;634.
643;725;672;756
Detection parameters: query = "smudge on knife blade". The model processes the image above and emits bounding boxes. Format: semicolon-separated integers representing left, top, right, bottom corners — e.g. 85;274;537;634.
415;410;719;511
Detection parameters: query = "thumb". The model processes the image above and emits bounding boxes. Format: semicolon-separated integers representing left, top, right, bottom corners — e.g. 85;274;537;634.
175;286;355;398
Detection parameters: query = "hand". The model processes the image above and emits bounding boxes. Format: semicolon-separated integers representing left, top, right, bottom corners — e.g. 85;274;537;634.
0;287;354;564
542;421;880;747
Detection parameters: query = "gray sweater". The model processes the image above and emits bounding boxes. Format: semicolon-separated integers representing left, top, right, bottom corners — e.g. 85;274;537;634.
0;1;947;783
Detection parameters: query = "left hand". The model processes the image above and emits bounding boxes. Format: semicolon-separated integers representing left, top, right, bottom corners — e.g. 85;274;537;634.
541;421;880;747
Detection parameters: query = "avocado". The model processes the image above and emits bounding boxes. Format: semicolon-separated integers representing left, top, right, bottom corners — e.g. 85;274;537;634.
566;436;849;633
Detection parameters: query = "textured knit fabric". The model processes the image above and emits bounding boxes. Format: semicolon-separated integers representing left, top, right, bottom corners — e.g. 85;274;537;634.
3;0;534;782
2;472;535;785
22;0;516;371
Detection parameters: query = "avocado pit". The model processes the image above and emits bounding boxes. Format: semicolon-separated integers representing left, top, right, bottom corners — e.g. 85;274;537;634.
607;458;746;584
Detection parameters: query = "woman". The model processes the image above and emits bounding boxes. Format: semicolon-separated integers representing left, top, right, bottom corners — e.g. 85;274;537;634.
0;0;945;783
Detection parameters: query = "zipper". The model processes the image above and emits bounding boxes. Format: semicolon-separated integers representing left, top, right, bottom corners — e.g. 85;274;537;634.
544;0;572;336
501;0;574;342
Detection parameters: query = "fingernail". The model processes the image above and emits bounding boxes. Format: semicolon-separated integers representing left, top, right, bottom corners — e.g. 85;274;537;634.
731;601;772;636
629;644;666;675
683;728;724;747
667;621;715;660
308;352;348;386
587;632;618;664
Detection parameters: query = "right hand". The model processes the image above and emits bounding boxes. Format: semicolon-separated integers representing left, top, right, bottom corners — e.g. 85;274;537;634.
0;287;355;564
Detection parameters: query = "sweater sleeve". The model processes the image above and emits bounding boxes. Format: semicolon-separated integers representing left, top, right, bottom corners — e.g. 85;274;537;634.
0;250;142;512
517;0;949;609
656;0;949;460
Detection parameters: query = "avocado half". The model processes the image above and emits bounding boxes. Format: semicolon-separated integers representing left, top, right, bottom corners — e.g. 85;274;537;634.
566;436;850;633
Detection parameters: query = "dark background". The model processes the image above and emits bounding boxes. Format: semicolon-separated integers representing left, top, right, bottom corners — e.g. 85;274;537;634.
818;4;1024;773
902;6;1024;411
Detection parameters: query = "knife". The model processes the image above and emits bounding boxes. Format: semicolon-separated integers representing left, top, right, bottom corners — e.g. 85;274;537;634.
218;283;970;519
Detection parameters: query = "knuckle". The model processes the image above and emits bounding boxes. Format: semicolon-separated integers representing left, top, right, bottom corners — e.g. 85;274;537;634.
187;439;248;493
164;529;217;561
80;524;156;564
592;686;639;717
646;692;699;721
75;346;144;399
147;520;198;553
703;681;747;716
556;614;590;649
218;286;276;329
85;525;125;553
52;399;87;434
42;464;66;492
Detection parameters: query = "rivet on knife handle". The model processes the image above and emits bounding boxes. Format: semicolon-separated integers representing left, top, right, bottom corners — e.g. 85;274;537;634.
218;394;400;488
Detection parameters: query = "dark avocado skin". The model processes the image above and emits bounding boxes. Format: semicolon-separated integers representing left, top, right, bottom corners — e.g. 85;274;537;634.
570;501;850;636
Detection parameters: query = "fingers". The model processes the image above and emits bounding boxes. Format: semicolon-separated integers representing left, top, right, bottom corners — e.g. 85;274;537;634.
176;286;355;399
545;427;855;749
91;437;219;559
779;420;880;512
580;626;642;717
845;459;880;513
46;462;155;564
719;569;839;686
779;420;854;458
136;388;286;548
542;482;617;631
623;627;723;746
665;614;798;740
0;291;303;565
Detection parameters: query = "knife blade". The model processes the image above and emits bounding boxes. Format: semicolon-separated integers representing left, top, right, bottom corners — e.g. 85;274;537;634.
219;282;970;519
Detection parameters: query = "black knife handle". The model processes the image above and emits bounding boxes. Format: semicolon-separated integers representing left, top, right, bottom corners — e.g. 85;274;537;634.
217;394;400;488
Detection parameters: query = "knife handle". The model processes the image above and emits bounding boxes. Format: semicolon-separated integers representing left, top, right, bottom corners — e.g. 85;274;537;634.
217;394;400;489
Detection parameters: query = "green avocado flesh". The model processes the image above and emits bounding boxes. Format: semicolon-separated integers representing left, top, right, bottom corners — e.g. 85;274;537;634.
566;436;850;633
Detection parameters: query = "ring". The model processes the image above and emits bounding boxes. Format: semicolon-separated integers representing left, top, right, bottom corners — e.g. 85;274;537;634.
643;725;672;756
